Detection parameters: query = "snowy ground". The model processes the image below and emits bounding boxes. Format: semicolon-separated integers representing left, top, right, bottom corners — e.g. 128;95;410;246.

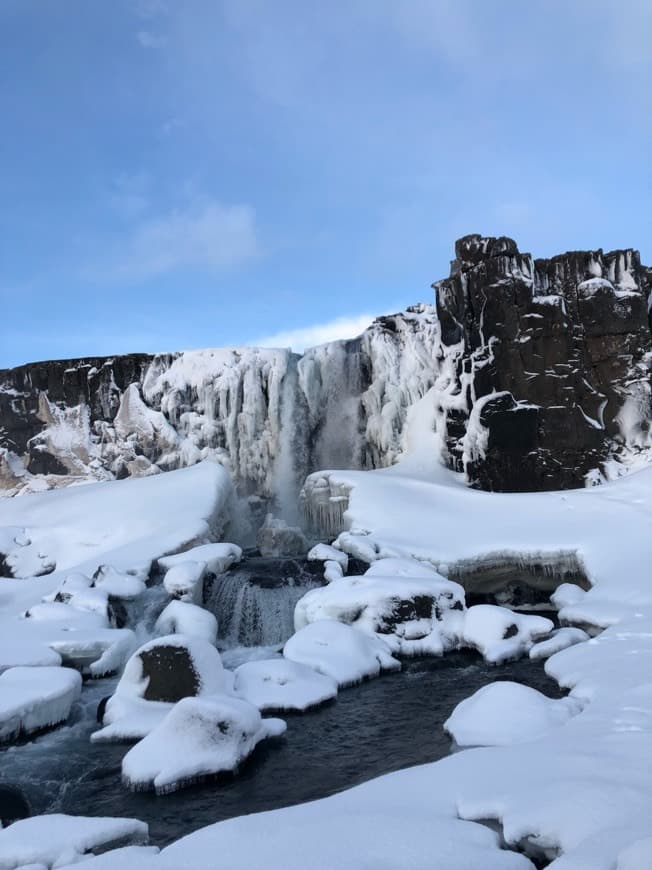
2;449;652;867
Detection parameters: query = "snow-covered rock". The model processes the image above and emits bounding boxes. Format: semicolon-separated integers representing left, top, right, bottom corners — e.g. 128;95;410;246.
92;634;224;742
444;681;582;747
158;542;242;578
307;543;348;571
154;600;218;646
294;568;465;656
122;695;286;794
0;666;81;742
461;605;553;664
234;658;338;712
284;619;400;687
0;814;148;869
529;627;589;660
161;562;206;605
92;565;146;600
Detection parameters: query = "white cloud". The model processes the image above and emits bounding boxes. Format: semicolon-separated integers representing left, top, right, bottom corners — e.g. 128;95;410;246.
103;198;258;283
137;30;168;49
251;313;382;352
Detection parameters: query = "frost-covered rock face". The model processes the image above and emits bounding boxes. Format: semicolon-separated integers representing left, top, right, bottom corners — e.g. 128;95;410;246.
434;234;652;489
0;306;440;499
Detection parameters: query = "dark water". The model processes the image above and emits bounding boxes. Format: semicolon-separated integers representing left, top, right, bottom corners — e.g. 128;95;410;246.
0;651;562;847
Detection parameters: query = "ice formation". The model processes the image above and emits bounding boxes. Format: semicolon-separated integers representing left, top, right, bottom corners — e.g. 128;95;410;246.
121;695;286;794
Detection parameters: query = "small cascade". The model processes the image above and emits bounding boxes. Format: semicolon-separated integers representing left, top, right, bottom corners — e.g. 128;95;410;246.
205;557;323;648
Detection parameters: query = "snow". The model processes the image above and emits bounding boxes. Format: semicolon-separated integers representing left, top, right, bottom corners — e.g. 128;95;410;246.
0;462;232;674
283;619;400;687
154;600;218;645
158;542;242;578
444;681;582;746
529;627;589;660
294;569;465;656
92;565;146;600
56;846;161;869
91;634;225;742
161;561;206;604
233;658;338;712
0;666;81;742
0;815;148;869
307;543;348;570
121;694;286;794
461;605;553;664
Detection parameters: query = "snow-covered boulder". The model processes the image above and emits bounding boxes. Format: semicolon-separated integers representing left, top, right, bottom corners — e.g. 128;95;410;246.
461;605;553;664
162;561;206;605
92;634;224;742
294;568;465;656
0;814;148;869
92;565;147;600
257;515;307;558
444;681;582;747
234;658;338;712
158;542;242;578
0;666;82;742
154;600;218;646
529;627;589;660
284;620;400;687
307;543;348;572
122;695;286;794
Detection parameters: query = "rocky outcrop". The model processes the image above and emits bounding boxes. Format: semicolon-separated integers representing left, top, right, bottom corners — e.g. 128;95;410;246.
434;235;652;490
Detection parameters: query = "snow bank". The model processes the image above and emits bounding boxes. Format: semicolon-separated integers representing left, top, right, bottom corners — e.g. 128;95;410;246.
0;814;148;869
529;627;589;660
284;619;400;687
122;695;286;794
0;463;234;674
444;681;582;747
0;666;81;742
154;600;218;645
234;658;338;712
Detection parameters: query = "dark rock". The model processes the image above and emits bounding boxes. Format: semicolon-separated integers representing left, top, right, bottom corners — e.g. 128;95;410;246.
96;695;111;724
434;236;652;490
0;785;31;825
140;644;200;703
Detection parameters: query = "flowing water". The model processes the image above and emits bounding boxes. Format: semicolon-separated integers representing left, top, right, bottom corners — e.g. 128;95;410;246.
0;651;562;847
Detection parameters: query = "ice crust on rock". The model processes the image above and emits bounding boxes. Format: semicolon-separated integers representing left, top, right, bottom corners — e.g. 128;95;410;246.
233;658;338;712
0;666;81;742
283;619;400;687
154;600;218;645
256;515;307;557
444;681;582;746
121;694;286;795
0;814;148;869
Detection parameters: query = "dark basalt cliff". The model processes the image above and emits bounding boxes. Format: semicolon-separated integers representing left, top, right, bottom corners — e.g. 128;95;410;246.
434;235;652;490
1;235;650;495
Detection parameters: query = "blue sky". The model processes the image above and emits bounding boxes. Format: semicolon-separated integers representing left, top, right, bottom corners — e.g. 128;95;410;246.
1;0;650;368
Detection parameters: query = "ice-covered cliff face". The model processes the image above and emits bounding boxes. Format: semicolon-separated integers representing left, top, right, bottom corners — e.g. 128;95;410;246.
0;305;440;501
2;235;651;498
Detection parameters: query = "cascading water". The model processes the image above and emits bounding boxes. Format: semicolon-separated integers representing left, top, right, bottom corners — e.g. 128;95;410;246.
205;557;323;648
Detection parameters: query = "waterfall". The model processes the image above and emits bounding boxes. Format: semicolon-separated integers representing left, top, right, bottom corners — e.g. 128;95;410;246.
205;559;323;648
